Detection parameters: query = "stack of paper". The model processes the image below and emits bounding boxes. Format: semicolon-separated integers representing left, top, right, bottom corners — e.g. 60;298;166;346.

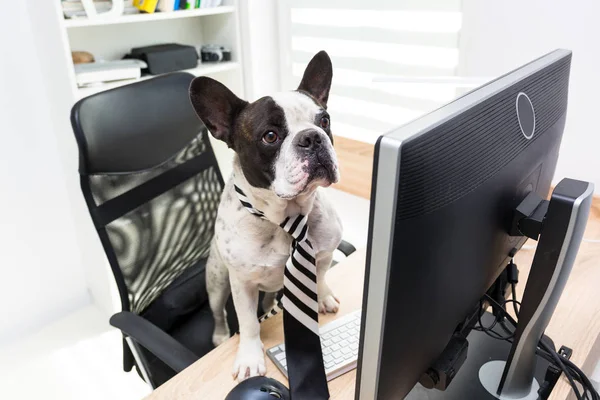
62;0;140;19
74;59;148;87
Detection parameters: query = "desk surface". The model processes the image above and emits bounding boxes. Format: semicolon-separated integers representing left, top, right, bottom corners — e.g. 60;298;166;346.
148;207;600;400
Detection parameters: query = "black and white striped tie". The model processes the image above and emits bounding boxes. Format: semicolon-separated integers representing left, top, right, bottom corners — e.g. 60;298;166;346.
234;184;329;400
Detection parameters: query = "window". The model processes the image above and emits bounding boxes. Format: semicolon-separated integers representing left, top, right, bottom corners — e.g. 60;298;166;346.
278;0;463;142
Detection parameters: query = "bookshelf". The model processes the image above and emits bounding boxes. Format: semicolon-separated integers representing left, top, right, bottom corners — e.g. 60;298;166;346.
76;61;240;98
62;5;236;28
59;0;245;100
29;0;245;318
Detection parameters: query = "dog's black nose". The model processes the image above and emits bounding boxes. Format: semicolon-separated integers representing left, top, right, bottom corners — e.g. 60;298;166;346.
295;130;323;149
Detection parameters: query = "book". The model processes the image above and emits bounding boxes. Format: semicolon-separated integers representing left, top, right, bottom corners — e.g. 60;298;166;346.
133;0;159;13
157;0;175;12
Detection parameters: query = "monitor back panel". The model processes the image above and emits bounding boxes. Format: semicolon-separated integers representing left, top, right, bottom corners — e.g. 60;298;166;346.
366;53;571;399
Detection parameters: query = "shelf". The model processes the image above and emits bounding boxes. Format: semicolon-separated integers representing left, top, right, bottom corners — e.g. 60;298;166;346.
76;61;240;99
63;6;235;28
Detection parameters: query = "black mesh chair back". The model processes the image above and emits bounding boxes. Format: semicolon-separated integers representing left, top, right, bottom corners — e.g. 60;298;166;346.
71;73;233;387
70;72;355;389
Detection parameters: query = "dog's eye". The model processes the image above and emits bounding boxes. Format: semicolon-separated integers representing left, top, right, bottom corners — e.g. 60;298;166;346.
320;116;330;130
262;131;279;144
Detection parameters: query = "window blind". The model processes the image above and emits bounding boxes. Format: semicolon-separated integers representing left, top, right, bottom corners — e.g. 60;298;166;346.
279;0;463;143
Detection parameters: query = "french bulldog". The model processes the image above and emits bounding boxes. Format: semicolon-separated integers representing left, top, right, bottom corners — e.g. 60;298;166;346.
189;50;343;382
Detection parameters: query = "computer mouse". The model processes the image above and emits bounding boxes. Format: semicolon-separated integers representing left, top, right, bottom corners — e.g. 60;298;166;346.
224;376;290;400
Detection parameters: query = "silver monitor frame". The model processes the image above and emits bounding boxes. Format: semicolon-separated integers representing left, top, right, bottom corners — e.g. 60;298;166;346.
357;49;573;400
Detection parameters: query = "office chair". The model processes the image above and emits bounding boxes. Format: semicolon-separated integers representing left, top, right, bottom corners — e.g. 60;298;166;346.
70;72;356;389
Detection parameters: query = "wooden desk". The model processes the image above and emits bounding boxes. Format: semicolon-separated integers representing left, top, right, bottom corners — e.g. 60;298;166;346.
148;248;366;400
148;210;600;400
333;136;374;200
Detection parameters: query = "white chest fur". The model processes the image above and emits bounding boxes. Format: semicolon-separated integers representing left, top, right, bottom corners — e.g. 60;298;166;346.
214;178;342;293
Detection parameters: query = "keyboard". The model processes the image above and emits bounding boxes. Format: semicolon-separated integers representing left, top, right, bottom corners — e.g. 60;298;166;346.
266;309;362;381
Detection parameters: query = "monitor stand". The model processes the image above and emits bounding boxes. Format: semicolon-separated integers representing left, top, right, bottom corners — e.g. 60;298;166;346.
408;178;594;400
406;312;551;400
495;178;593;398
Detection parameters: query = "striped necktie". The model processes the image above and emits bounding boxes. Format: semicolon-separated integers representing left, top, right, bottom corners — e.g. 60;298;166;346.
234;184;330;400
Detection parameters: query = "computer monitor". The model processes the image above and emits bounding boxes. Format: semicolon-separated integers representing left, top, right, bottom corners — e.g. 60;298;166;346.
356;49;585;399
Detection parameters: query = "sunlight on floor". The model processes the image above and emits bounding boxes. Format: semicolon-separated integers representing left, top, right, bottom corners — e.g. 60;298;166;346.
0;306;150;400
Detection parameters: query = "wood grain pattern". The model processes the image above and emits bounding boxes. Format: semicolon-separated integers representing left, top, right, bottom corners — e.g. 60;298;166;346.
147;205;600;400
146;248;367;400
332;136;374;200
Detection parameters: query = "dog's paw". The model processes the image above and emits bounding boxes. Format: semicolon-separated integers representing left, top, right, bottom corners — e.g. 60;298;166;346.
212;329;230;347
318;293;340;313
212;315;231;347
232;339;266;382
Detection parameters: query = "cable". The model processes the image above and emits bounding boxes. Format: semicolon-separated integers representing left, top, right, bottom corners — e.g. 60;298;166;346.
476;295;518;341
497;319;516;340
477;313;598;400
562;358;599;400
480;294;600;400
510;282;520;317
537;339;584;400
483;294;583;400
504;298;521;321
478;300;499;332
534;349;598;400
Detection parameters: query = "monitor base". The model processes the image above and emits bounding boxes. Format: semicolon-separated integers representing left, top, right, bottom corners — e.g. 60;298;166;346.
479;361;539;400
405;313;551;400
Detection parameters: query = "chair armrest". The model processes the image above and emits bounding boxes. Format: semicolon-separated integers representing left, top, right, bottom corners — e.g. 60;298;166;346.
110;311;199;373
336;239;357;257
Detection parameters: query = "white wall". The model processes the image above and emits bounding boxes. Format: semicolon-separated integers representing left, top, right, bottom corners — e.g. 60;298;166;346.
459;0;600;188
239;0;282;100
29;1;122;319
0;2;91;343
202;0;281;180
200;1;283;181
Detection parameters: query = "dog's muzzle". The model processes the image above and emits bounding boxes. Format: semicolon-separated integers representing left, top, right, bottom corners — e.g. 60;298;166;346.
293;129;338;184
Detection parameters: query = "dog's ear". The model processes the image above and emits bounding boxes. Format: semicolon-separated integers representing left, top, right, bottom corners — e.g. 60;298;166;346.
189;77;248;148
297;50;333;108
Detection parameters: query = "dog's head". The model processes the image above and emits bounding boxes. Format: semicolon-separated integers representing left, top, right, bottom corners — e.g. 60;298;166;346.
190;51;338;199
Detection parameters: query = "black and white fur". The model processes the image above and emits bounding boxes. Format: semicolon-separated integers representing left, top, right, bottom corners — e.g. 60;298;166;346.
190;51;343;382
